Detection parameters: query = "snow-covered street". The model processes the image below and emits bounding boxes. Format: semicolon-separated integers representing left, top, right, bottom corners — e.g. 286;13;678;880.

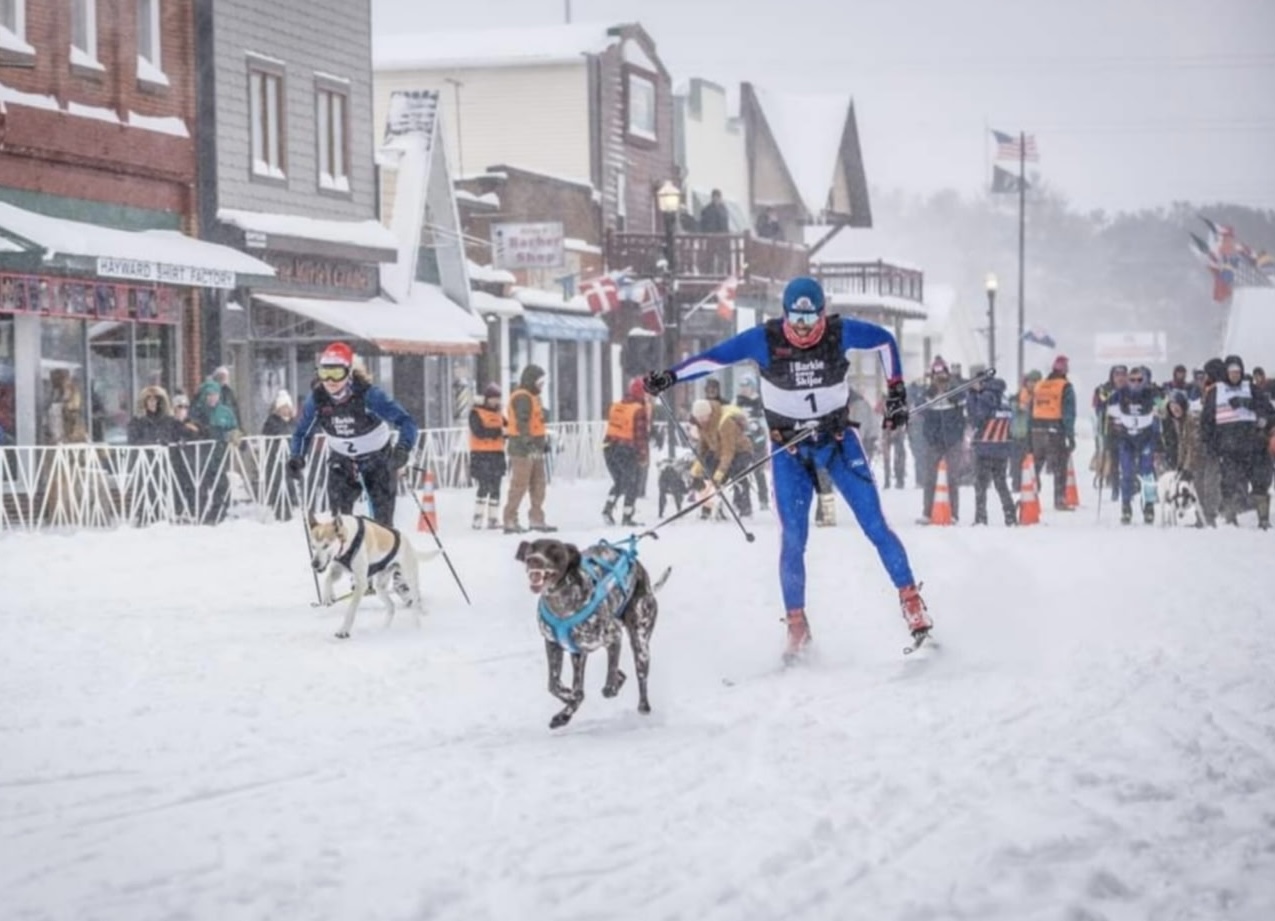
3;476;1273;921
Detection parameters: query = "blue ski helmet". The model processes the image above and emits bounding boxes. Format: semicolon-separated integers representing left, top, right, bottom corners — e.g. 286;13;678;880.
782;276;826;315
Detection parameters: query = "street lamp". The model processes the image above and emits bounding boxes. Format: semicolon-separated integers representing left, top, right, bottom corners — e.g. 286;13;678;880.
984;272;998;371
656;180;681;458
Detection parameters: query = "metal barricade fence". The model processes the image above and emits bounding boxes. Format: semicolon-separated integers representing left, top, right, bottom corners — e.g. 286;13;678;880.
0;421;609;533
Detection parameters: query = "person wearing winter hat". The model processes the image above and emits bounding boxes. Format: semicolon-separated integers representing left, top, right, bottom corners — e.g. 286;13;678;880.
643;275;932;663
503;364;556;533
686;392;754;520
1029;354;1077;511
1202;354;1273;528
288;342;419;528
601;377;651;526
468;383;507;529
735;375;771;511
918;356;966;524
261;390;297;520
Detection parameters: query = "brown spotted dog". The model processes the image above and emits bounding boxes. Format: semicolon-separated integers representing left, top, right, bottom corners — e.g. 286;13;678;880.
515;537;667;729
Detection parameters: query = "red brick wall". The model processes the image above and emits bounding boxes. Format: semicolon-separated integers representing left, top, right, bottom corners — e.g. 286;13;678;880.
0;0;197;217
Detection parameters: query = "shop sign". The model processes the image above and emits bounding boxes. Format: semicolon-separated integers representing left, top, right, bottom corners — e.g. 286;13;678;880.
492;222;565;271
96;257;237;290
256;252;379;298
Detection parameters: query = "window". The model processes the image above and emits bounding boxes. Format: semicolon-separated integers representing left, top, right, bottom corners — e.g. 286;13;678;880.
625;70;656;143
1;0;33;58
70;0;102;70
316;84;349;193
248;61;286;181
136;0;167;86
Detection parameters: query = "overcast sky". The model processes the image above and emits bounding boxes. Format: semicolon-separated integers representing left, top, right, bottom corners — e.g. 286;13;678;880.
371;0;1275;214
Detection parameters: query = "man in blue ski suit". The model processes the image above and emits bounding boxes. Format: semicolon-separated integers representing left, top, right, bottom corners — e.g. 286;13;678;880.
644;277;932;662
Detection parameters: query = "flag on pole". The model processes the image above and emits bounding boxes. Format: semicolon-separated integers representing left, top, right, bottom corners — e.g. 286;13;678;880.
990;165;1030;194
622;277;665;333
1021;328;1057;349
580;273;622;315
713;276;738;319
991;129;1039;162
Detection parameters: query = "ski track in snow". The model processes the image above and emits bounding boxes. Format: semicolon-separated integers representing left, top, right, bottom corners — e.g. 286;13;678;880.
2;473;1274;921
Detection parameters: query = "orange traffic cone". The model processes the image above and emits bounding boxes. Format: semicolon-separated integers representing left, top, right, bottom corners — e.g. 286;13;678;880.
929;459;954;526
1018;454;1041;526
417;470;438;533
1064;456;1081;509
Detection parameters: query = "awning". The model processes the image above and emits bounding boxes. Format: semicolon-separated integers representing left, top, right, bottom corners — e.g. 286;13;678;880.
0;201;275;289
256;284;488;355
217;208;399;262
515;308;609;343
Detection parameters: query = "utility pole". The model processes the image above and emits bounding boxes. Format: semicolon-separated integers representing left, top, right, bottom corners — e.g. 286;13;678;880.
564;0;571;24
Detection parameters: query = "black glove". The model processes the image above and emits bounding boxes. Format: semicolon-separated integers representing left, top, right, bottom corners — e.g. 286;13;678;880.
390;442;411;471
882;378;908;430
644;369;676;396
286;455;305;480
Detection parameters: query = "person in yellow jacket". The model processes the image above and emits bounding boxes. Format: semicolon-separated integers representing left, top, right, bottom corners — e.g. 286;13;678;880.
689;397;755;518
602;377;650;526
468;383;506;530
502;364;556;534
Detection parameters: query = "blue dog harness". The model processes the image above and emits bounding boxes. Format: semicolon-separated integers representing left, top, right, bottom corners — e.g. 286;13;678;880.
538;537;640;654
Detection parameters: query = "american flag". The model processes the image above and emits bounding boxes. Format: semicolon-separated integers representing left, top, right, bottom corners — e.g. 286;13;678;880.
991;129;1039;162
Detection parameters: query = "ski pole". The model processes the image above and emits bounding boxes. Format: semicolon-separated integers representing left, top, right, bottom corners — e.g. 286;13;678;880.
903;367;997;420
405;467;473;606
640;428;816;541
656;392;756;543
299;503;323;605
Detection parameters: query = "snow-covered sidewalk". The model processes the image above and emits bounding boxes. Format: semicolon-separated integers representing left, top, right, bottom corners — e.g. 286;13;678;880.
2;478;1273;921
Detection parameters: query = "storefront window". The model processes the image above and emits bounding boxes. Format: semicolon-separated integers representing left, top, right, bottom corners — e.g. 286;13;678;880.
251;344;291;435
135;323;175;401
88;320;131;445
40;318;87;444
0;316;14;442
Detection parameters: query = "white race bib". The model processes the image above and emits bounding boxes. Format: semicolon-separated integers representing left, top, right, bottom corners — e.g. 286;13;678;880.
760;379;849;421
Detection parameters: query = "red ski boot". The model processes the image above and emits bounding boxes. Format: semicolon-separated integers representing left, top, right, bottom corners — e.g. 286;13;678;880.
899;584;932;642
782;608;812;665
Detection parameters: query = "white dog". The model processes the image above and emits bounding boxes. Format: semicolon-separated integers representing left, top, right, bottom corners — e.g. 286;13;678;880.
1156;471;1203;528
307;512;436;638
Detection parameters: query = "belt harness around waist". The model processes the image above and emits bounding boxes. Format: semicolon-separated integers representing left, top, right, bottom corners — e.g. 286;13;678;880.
335;517;401;577
539;537;640;654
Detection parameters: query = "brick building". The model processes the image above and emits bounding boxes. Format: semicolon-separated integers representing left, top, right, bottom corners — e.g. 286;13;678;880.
0;0;272;446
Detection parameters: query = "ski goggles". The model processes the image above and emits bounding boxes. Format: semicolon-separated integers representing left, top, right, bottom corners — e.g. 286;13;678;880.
317;365;350;382
785;308;821;325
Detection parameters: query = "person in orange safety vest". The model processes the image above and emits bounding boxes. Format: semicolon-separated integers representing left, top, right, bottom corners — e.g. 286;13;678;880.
601;377;651;526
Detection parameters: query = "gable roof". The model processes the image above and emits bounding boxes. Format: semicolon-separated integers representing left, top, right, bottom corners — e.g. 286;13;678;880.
744;85;872;226
373;22;621;71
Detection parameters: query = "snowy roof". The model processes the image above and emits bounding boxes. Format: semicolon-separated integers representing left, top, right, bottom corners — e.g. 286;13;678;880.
469;288;524;318
826;291;927;321
217;208;398;253
0;201;275;281
803;225;923;270
467;260;516;285
373;23;619;72
511;285;592;314
255;286;486;355
455;189;501;209
751;88;851;217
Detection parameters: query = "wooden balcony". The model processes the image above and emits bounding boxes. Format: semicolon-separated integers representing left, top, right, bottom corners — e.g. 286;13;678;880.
604;231;810;299
813;261;925;304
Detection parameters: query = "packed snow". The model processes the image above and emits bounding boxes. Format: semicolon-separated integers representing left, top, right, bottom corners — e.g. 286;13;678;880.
2;454;1273;921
